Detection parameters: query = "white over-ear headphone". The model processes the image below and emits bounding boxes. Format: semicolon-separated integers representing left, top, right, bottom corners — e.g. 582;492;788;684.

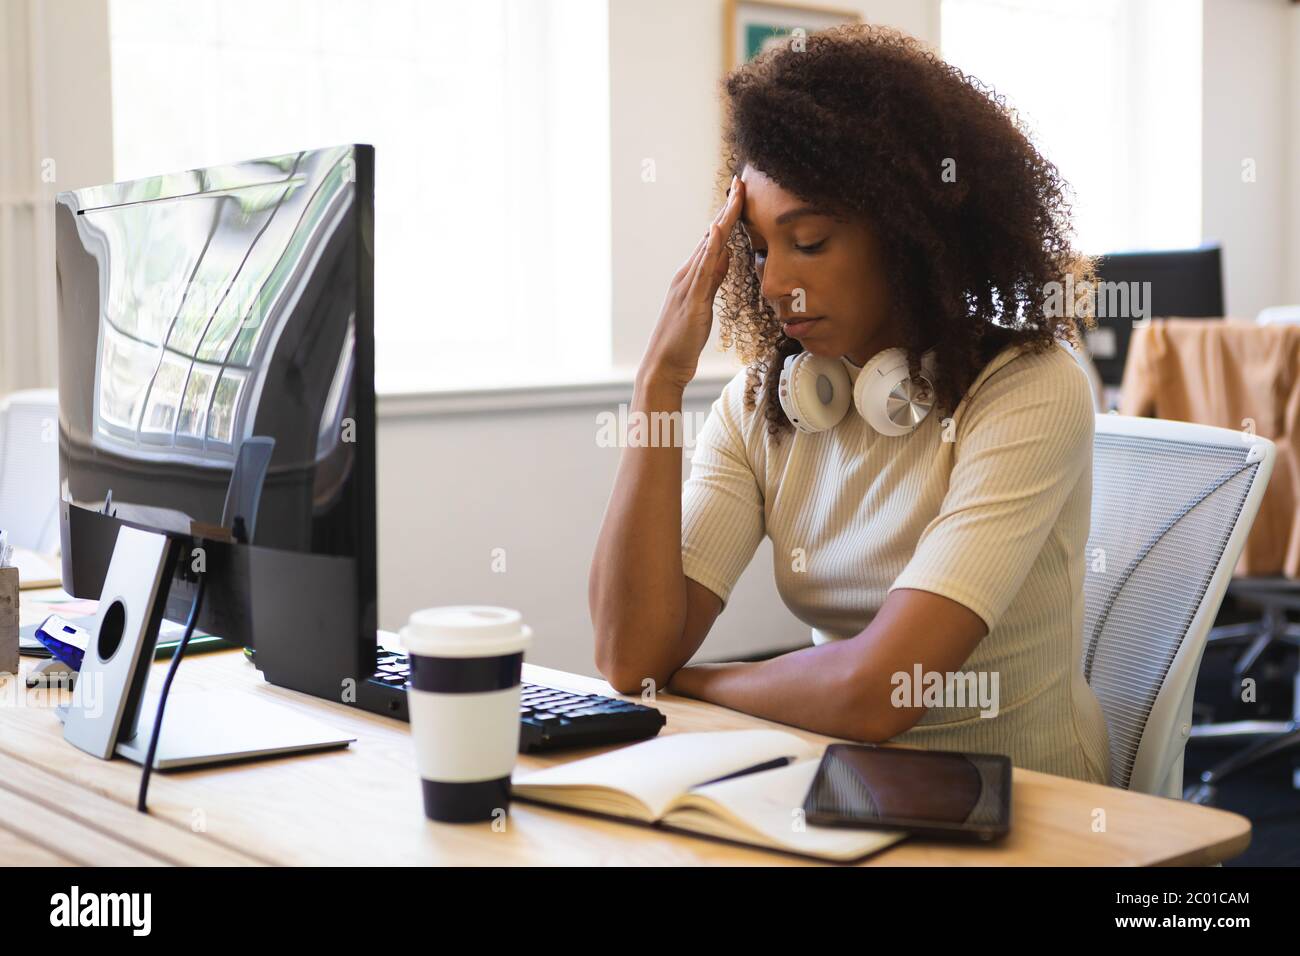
778;347;937;436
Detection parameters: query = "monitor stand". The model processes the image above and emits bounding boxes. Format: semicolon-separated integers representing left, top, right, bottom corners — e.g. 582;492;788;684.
114;688;353;770
58;525;354;768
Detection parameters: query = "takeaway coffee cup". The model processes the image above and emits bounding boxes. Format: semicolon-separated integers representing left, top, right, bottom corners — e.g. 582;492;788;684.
400;605;532;823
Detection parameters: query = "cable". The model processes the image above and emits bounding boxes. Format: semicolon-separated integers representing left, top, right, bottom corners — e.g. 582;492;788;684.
137;569;207;814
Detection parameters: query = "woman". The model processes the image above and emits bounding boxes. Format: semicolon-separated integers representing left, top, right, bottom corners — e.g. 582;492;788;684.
589;25;1110;784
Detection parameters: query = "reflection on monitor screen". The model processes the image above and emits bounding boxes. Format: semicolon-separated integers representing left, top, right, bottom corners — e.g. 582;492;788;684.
57;145;368;556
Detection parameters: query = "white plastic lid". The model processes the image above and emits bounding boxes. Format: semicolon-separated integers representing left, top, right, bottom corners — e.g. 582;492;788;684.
399;605;532;659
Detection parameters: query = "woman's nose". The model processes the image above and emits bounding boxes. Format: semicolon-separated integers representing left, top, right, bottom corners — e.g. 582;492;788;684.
759;255;797;306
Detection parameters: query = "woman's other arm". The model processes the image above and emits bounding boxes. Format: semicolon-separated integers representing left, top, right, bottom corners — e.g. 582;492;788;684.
590;178;745;694
668;588;986;740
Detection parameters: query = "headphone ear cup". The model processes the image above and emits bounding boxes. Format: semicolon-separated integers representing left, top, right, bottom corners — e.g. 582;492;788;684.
853;347;935;436
779;352;852;433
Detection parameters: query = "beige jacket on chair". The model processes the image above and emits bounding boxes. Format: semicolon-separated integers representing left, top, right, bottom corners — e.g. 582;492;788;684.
1119;318;1300;578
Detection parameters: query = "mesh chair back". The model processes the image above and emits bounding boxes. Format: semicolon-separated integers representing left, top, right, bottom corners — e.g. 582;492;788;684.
1085;417;1271;792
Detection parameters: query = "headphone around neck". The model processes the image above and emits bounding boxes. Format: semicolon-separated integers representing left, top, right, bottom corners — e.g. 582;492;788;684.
778;347;937;436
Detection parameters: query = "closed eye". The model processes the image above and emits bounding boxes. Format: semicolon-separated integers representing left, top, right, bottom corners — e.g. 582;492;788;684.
752;238;826;262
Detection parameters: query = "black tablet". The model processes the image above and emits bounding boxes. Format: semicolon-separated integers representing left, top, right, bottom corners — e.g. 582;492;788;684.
802;743;1012;842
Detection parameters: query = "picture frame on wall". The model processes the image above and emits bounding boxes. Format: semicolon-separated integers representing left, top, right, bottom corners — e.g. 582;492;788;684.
725;0;863;71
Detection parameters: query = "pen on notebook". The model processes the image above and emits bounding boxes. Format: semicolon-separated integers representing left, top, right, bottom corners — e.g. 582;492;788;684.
695;756;794;788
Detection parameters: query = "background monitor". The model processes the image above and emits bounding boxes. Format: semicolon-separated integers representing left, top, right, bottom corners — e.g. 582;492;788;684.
1086;244;1225;386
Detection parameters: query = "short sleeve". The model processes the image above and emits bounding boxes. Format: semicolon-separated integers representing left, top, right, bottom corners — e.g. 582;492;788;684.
680;373;766;608
888;347;1094;631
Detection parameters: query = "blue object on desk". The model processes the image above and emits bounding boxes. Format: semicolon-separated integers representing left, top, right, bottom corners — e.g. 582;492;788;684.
23;611;237;662
34;614;91;670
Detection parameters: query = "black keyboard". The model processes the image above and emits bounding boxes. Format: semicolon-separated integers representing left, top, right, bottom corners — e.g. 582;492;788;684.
373;650;666;753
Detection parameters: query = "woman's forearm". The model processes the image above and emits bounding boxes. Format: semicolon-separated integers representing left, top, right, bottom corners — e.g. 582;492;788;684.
668;643;887;742
667;588;989;741
589;371;693;692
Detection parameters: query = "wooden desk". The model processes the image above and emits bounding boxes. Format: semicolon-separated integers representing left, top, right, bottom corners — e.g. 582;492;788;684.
1;639;1250;866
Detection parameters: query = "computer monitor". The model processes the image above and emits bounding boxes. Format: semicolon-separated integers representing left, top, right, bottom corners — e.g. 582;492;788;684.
1085;244;1225;386
54;144;381;707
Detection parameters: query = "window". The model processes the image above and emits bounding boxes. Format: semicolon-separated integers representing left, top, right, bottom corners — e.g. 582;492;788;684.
941;0;1202;254
109;0;611;393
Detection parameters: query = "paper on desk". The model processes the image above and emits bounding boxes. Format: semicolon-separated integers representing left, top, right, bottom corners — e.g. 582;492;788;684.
18;593;93;629
18;590;212;654
10;547;62;589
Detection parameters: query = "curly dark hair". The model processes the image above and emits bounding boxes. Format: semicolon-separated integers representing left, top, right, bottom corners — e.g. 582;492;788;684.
715;24;1094;437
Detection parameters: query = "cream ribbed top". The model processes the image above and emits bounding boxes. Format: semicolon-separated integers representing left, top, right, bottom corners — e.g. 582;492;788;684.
681;342;1111;785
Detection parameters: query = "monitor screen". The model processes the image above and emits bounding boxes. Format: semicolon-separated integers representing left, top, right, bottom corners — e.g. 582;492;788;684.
54;144;376;669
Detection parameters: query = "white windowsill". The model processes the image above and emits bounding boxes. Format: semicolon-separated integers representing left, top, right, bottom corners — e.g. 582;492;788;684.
375;361;745;419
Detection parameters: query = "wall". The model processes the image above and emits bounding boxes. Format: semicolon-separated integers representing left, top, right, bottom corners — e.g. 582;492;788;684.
376;378;795;675
1290;2;1300;304
0;0;113;395
1201;0;1296;319
35;0;114;192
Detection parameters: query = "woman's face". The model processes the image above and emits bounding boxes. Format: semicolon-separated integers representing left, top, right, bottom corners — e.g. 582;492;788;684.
738;165;900;364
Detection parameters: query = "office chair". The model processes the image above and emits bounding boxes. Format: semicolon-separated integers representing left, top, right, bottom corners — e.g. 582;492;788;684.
1193;571;1300;802
1083;414;1274;799
0;388;61;553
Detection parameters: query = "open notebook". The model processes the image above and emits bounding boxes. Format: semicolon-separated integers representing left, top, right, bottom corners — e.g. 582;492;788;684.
512;729;907;863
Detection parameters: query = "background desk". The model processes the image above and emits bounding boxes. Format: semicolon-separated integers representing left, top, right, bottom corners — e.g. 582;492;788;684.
0;612;1251;866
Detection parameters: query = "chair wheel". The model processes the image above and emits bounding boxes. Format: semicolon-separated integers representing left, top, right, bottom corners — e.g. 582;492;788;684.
1184;782;1217;805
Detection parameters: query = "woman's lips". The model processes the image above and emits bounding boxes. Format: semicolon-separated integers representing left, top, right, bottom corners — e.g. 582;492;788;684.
782;316;824;337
